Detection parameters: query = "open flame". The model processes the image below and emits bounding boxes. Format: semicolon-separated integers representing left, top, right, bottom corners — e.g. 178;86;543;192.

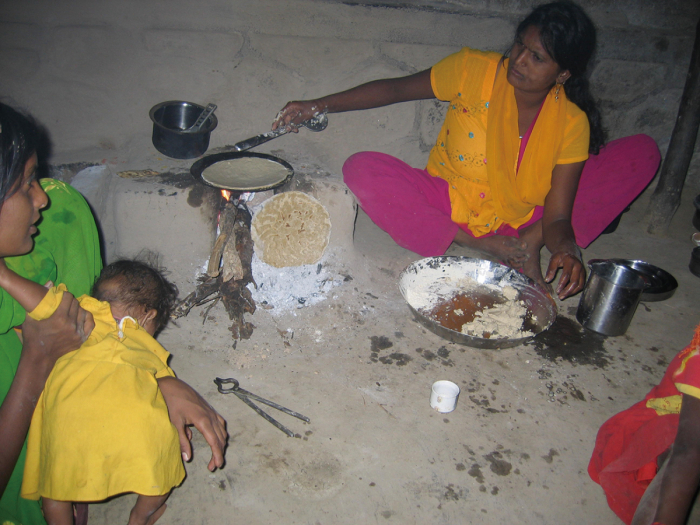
221;189;231;201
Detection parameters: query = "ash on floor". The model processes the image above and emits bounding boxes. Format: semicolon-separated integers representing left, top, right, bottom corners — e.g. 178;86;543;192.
247;253;345;312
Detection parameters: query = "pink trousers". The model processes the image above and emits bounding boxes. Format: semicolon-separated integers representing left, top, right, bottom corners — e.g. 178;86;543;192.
342;135;661;256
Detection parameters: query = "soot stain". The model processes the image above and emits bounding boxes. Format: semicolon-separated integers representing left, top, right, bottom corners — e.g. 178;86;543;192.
437;346;454;366
370;336;393;352
378;353;412;366
187;184;204;207
570;387;586;401
420;349;436;361
443;484;462;501
484;452;512;476
527;316;609;367
469;395;490;407
468;464;484;484
416;347;454;367
542;449;559;464
370;336;393;363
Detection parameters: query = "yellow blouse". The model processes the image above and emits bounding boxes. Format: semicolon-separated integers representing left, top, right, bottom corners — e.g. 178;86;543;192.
428;47;590;235
21;285;184;501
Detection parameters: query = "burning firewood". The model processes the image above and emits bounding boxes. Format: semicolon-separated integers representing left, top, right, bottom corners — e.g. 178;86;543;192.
206;233;227;278
222;236;244;282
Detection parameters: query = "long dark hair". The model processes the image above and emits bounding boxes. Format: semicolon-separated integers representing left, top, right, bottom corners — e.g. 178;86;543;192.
516;1;606;153
0;103;40;206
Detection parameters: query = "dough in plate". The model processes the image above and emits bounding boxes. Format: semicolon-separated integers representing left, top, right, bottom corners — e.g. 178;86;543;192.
251;192;331;268
202;157;291;190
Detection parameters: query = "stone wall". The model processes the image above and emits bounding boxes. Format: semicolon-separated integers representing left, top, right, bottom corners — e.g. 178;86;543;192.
1;0;699;187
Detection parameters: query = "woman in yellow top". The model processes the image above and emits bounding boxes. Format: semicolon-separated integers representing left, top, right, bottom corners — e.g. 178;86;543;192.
0;258;185;525
272;1;660;299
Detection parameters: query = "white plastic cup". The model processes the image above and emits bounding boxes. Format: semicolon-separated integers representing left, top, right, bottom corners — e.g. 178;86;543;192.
430;380;460;413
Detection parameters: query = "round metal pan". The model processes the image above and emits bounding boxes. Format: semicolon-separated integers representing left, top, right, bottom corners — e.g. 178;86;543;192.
190;151;294;192
588;259;678;302
399;256;557;349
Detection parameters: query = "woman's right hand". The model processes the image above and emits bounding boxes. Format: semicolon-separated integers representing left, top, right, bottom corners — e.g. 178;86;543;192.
20;291;94;374
272;100;323;132
545;250;586;300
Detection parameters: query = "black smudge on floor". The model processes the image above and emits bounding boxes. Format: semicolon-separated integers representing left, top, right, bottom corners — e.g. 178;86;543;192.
527;316;609;367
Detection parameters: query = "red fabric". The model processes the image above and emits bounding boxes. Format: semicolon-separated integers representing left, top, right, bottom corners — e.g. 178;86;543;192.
673;328;700;390
589;325;700;524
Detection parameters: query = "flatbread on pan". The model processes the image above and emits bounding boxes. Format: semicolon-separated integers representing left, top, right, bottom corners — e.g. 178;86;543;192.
202;157;291;191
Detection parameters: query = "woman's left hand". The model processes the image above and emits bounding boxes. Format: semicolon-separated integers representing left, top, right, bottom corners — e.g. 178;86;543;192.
545;250;586;300
157;376;228;471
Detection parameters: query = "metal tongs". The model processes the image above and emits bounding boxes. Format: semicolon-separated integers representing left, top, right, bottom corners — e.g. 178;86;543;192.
214;377;310;437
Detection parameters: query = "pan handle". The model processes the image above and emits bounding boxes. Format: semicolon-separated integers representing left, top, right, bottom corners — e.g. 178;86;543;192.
228;128;289;153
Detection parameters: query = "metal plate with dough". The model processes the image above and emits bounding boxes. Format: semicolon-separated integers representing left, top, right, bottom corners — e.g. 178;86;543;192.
251;191;331;268
399;256;557;349
191;152;293;192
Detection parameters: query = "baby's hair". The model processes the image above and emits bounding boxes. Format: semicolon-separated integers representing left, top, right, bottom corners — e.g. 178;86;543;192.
92;258;178;331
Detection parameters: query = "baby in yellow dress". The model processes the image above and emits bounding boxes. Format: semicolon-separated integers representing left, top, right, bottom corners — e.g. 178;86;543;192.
0;259;185;525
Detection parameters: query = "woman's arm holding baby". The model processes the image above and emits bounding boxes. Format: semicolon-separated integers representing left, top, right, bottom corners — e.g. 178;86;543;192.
0;259;94;496
0;293;93;496
0;259;50;313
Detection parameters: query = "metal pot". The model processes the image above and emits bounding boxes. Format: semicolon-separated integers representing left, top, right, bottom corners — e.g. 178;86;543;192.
149;101;218;159
576;260;647;336
690;247;700;278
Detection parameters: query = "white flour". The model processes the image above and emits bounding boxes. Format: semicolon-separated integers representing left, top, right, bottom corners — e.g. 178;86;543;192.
399;259;501;311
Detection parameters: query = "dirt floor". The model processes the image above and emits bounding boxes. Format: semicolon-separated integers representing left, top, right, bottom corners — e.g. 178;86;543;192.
3;0;699;522
72;157;699;525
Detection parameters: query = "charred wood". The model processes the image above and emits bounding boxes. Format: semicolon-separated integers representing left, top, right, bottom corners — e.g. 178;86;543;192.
173;201;257;340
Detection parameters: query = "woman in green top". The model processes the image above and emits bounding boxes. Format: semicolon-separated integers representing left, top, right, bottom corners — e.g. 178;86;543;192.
0;102;228;524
